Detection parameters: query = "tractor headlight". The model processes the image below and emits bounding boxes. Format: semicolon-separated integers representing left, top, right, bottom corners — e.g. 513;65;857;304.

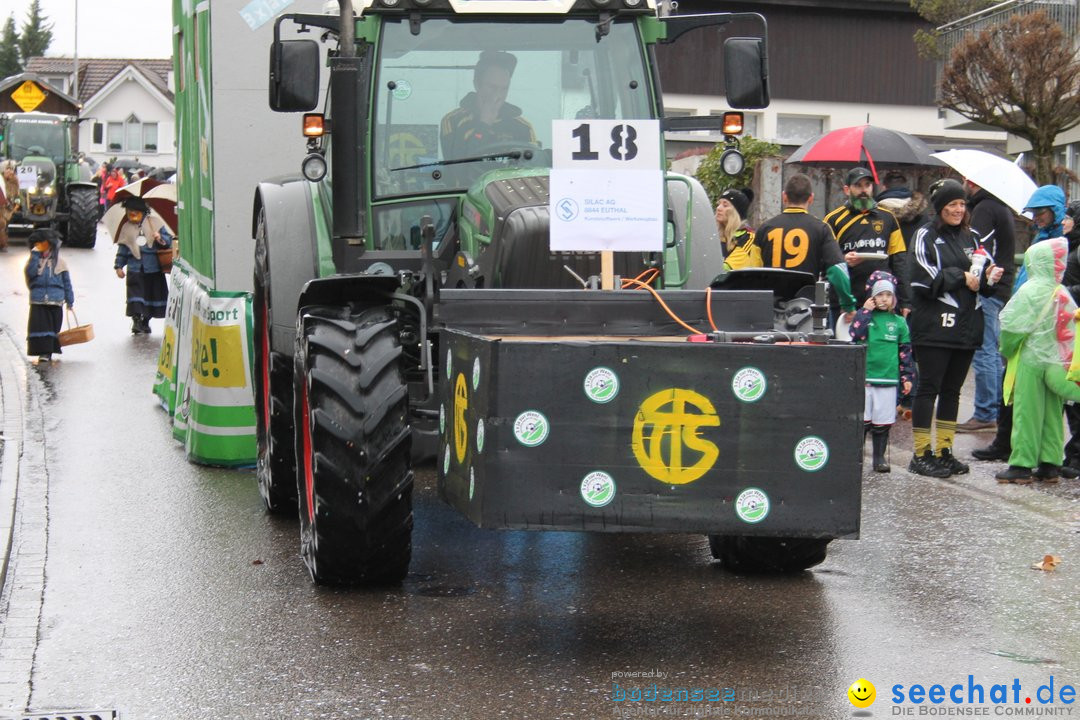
720;149;745;177
301;153;327;182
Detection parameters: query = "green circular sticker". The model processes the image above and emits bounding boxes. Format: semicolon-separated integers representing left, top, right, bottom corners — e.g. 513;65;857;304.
439;404;445;435
794;436;829;472
446;348;452;380
469;467;475;500
476;418;485;454
583;367;619;404
472;357;481;391
735;487;769;523
442;443;450;475
513;410;549;447
392;79;412;100
580;471;616;508
732;367;767;403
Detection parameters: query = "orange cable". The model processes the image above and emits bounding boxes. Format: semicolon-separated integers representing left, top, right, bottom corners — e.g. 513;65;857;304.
622;278;703;334
706;286;719;332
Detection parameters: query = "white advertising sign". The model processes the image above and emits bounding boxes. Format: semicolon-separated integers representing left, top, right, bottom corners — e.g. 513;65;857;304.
16;165;38;191
549;119;663;252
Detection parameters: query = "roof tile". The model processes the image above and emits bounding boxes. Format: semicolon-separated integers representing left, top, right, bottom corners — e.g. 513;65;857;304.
23;57;173;104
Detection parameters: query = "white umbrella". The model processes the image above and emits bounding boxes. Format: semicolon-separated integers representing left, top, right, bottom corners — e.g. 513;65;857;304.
930;149;1037;216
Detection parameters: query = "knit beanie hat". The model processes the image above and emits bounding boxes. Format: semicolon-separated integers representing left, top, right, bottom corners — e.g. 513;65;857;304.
719;187;754;220
866;269;897;298
930;179;966;214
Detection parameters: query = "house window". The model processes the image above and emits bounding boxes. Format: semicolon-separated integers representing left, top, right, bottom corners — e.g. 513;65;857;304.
106;115;159;154
776;115;825;145
143;123;158;152
107;122;124;151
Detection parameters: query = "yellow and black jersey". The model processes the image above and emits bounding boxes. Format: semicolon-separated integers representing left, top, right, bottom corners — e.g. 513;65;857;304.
755;208;844;275
823;205;905;257
722;228;762;271
824;204;910;308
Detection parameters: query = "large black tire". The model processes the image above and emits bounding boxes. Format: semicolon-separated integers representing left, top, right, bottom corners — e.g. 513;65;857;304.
65;186;99;248
709;535;830;574
253;210;297;514
294;305;413;586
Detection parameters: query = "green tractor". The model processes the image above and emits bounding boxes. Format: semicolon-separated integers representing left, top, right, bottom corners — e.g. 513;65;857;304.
0;111;99;248
254;0;864;586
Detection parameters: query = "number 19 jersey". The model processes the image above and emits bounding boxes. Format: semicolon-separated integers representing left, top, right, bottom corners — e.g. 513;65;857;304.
755;208;844;276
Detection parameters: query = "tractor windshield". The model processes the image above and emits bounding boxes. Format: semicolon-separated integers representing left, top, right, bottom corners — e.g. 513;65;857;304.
372;17;653;198
6;116;66;163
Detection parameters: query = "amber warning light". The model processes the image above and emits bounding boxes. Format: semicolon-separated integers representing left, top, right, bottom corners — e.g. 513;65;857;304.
722;112;744;136
302;114;325;138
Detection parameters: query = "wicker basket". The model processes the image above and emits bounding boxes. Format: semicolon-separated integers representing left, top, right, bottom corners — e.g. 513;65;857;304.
58;309;94;346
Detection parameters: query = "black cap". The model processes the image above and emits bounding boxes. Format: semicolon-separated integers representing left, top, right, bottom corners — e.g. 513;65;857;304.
122;196;150;213
718;187;754;220
930;178;967;214
28;228;61;249
845;167;874;186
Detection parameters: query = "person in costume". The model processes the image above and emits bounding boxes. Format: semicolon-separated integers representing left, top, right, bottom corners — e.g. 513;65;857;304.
113;196;173;335
995;236;1080;483
25;228;74;363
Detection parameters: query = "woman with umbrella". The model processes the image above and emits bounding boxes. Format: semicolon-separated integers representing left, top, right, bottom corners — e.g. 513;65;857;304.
113;196;173;334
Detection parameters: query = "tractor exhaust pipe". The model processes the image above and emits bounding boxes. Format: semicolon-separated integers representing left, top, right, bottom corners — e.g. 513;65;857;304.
330;0;366;255
337;0;355;57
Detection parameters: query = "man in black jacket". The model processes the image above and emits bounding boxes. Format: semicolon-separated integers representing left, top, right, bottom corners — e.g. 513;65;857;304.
962;181;1017;440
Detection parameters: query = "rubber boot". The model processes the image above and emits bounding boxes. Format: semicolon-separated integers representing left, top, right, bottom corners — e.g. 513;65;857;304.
871;424;890;473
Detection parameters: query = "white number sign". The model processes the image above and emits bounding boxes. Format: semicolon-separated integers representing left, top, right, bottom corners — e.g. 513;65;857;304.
549;119;663;253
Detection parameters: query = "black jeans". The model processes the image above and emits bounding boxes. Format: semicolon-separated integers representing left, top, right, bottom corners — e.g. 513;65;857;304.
912;345;975;429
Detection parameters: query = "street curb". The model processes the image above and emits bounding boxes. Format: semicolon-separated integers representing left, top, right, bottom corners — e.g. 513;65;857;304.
0;326;25;595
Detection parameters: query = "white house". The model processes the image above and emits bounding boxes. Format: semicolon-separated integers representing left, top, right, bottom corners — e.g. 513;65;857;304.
24;57;175;171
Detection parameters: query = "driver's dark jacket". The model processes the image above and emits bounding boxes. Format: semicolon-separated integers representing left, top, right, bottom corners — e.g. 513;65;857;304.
440;93;537;160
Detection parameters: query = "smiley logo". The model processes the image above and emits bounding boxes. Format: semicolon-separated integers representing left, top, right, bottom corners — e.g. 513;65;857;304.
847;678;876;708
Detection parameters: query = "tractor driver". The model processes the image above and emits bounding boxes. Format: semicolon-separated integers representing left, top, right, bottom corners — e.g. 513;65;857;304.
440;50;537;161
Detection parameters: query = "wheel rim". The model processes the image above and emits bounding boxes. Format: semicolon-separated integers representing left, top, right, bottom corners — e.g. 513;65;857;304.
301;377;315;524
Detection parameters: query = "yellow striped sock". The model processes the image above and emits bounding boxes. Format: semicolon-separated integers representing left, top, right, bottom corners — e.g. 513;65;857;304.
936;421;956;452
913;427;931;456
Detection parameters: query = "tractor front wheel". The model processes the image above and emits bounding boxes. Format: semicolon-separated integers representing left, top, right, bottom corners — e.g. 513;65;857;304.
66;186;99;248
294;305;413;586
709;535;830;574
253;211;297;514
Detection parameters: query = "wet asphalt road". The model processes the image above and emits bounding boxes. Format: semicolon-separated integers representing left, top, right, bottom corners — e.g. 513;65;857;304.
0;229;1078;719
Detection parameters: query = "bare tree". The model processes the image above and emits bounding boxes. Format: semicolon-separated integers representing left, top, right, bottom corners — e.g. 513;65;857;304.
940;10;1080;184
910;0;997;59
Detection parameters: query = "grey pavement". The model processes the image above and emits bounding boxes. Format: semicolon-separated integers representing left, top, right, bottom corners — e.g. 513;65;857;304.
0;232;1078;717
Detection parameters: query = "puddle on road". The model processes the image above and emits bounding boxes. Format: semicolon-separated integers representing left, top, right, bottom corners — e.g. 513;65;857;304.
987;650;1058;665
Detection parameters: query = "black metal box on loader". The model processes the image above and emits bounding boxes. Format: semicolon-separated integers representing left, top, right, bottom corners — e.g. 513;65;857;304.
437;290;865;561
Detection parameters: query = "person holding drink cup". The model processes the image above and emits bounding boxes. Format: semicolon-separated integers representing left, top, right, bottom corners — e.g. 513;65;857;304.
906;179;1005;477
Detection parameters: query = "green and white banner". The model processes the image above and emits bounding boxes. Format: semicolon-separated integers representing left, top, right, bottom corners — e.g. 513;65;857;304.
155;266;256;467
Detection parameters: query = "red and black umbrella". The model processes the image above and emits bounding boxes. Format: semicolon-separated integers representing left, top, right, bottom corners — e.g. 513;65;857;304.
112;177;178;233
785;125;945;180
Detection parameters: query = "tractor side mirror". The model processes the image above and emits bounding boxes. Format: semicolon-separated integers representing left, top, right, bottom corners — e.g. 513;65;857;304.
269;39;320;112
723;38;769;109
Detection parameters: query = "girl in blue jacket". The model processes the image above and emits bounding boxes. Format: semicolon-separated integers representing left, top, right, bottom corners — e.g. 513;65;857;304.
25;228;75;363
